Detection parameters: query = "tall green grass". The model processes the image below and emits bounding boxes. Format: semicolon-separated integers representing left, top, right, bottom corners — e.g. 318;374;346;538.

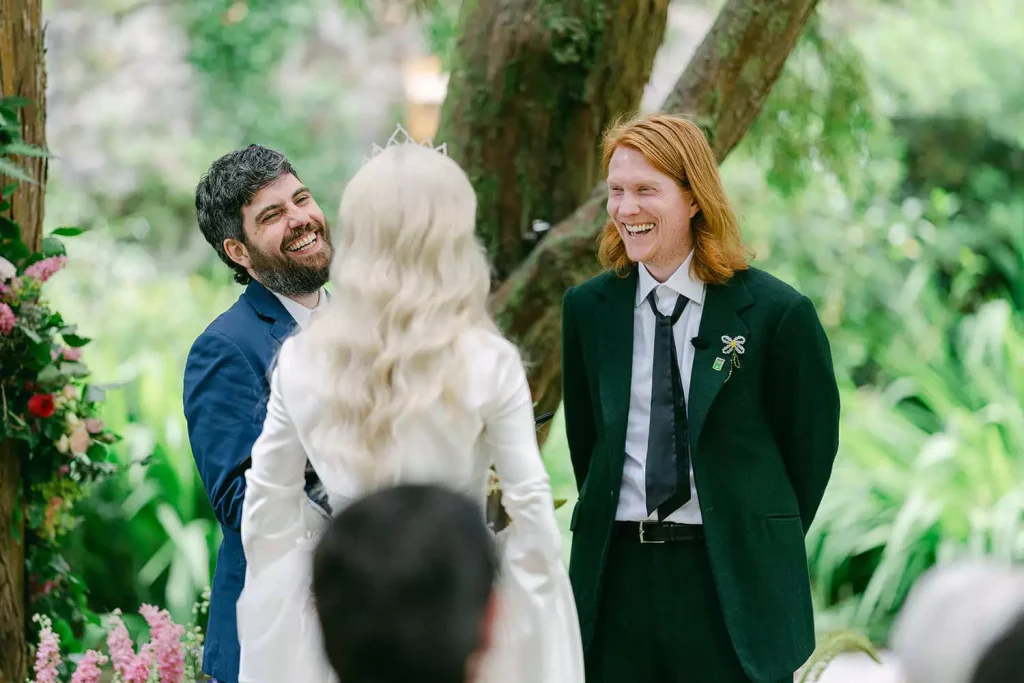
809;293;1024;642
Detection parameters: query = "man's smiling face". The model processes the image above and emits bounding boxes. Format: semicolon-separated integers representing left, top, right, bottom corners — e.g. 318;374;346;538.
226;173;334;295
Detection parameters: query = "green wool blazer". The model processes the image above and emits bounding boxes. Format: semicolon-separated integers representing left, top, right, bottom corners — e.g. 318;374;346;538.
561;265;841;682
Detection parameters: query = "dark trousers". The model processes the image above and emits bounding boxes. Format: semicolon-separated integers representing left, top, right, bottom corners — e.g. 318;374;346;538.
586;527;790;683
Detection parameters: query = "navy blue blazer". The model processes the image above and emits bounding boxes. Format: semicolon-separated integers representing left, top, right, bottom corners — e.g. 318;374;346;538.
183;280;326;683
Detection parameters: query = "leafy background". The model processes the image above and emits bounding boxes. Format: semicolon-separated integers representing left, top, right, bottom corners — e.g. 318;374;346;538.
29;0;1024;650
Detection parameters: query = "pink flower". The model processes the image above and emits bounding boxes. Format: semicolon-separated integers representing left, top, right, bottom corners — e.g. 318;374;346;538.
70;649;108;683
31;614;62;683
24;256;67;283
0;302;14;335
140;604;186;683
85;418;104;434
52;345;82;362
69;425;91;455
124;644;155;683
106;611;138;680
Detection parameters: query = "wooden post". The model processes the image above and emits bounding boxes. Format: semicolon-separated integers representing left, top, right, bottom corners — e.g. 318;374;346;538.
0;0;48;679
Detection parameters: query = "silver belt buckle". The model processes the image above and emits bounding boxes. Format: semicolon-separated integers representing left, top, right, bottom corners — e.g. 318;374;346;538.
639;520;664;544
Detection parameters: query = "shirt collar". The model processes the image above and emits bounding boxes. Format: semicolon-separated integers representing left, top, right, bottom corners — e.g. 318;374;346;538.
272;287;329;329
635;251;706;308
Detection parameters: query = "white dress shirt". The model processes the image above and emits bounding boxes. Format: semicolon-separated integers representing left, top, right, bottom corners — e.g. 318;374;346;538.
615;251;705;524
272;287;329;329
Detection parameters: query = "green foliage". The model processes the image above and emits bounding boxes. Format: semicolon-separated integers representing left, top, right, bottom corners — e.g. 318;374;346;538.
808;299;1024;641
60;0;360;261
338;0;465;67
741;13;876;197
1;102;121;656
46;239;237;625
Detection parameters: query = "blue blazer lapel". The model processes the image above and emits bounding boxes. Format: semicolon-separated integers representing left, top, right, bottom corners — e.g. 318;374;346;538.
242;281;297;344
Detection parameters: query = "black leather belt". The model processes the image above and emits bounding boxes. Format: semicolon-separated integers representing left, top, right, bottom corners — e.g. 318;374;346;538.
615;520;704;544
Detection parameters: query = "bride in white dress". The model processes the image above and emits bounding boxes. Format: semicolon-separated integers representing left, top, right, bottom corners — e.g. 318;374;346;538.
234;133;585;682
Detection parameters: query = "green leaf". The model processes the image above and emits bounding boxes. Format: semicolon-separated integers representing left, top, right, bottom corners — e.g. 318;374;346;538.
0;97;32;110
41;236;65;257
85;384;106;403
50;226;86;237
1;182;17;198
0;215;20;238
59;361;90;378
36;364;63;387
87;442;108;462
62;333;91;347
4;142;49;158
31;341;52;365
2;239;29;262
18;324;41;343
0;158;34;184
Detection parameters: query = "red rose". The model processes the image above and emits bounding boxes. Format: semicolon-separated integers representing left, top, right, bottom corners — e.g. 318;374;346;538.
27;393;55;418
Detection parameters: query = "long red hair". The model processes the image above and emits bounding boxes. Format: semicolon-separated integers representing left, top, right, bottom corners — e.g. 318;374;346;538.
597;113;750;284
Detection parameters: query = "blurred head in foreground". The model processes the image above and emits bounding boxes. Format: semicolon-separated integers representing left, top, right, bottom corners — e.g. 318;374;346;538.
312;483;499;683
891;560;1024;683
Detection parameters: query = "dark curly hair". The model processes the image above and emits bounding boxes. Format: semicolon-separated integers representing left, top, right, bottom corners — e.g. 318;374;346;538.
195;144;300;285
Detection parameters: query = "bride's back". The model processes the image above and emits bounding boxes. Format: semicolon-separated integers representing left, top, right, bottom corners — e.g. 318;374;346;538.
273;140;511;509
274;325;521;509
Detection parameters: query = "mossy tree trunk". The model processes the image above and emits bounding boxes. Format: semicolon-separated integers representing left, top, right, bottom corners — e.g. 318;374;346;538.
438;0;672;280
488;0;822;436
0;0;47;680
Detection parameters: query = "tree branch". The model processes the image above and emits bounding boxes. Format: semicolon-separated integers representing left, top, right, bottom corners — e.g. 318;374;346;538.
491;0;822;440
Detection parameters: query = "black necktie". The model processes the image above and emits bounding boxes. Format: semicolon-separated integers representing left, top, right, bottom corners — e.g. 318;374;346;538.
645;289;691;520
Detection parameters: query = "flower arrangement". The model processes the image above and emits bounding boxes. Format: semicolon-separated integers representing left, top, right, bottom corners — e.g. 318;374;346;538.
1;210;124;642
27;597;208;683
1;95;123;660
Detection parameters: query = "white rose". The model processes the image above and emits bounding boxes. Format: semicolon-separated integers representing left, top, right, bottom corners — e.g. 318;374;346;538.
0;256;15;281
55;434;70;454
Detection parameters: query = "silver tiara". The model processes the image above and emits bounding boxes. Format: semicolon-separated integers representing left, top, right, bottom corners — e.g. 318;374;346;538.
362;123;448;164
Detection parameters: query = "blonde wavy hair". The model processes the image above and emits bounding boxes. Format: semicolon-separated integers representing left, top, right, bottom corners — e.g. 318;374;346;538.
304;142;496;486
598;113;750;284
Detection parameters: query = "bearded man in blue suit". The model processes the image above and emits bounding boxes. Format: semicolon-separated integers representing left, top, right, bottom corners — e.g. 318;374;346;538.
183;145;334;683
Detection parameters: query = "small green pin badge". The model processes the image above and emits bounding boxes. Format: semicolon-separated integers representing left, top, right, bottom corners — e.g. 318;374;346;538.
713;357;725;371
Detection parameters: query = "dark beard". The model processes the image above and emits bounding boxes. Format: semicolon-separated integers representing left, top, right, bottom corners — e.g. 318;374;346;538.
248;223;333;296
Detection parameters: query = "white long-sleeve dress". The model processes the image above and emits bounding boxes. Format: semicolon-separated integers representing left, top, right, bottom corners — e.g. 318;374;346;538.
235;327;585;683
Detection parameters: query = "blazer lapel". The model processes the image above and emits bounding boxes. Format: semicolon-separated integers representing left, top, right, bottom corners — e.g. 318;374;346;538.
243;281;298;344
596;270;637;472
688;275;754;453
